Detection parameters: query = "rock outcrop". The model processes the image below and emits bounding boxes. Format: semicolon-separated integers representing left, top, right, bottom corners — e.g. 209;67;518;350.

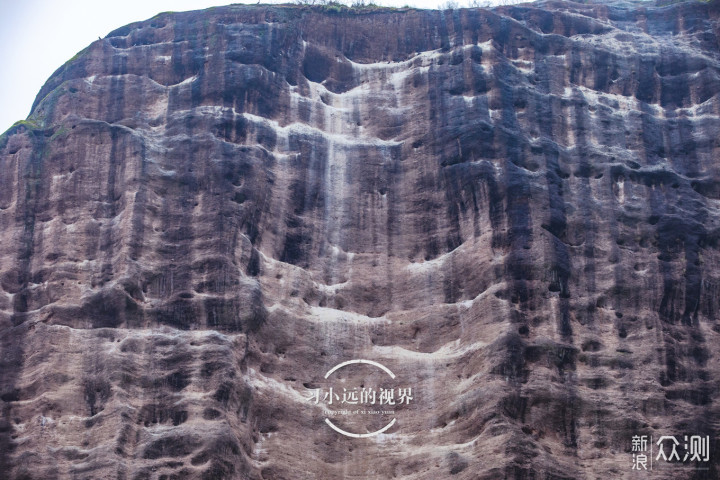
1;1;720;478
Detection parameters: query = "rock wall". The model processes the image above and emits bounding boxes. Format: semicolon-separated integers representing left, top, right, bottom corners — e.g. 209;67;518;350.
1;1;719;478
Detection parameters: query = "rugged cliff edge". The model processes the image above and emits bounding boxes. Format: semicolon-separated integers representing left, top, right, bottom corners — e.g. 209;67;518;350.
1;1;720;478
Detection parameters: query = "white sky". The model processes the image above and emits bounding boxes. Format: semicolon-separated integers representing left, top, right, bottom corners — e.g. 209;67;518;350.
0;0;521;133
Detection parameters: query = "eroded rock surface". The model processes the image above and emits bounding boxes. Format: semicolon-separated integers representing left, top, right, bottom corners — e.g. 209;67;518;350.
1;1;720;478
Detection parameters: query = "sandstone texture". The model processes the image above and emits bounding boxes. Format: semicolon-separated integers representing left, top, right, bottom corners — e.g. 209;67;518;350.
1;0;720;478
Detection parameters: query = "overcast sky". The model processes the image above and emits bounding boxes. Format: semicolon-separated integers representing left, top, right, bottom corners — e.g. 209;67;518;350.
0;0;524;133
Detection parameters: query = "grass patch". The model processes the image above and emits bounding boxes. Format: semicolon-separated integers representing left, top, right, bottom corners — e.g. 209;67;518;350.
66;46;90;65
0;118;43;150
10;119;42;131
50;125;69;141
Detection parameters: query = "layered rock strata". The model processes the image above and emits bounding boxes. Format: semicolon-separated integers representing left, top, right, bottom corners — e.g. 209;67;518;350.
1;1;720;478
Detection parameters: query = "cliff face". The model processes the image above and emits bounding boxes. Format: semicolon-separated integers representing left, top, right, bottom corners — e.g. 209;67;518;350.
1;1;720;478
